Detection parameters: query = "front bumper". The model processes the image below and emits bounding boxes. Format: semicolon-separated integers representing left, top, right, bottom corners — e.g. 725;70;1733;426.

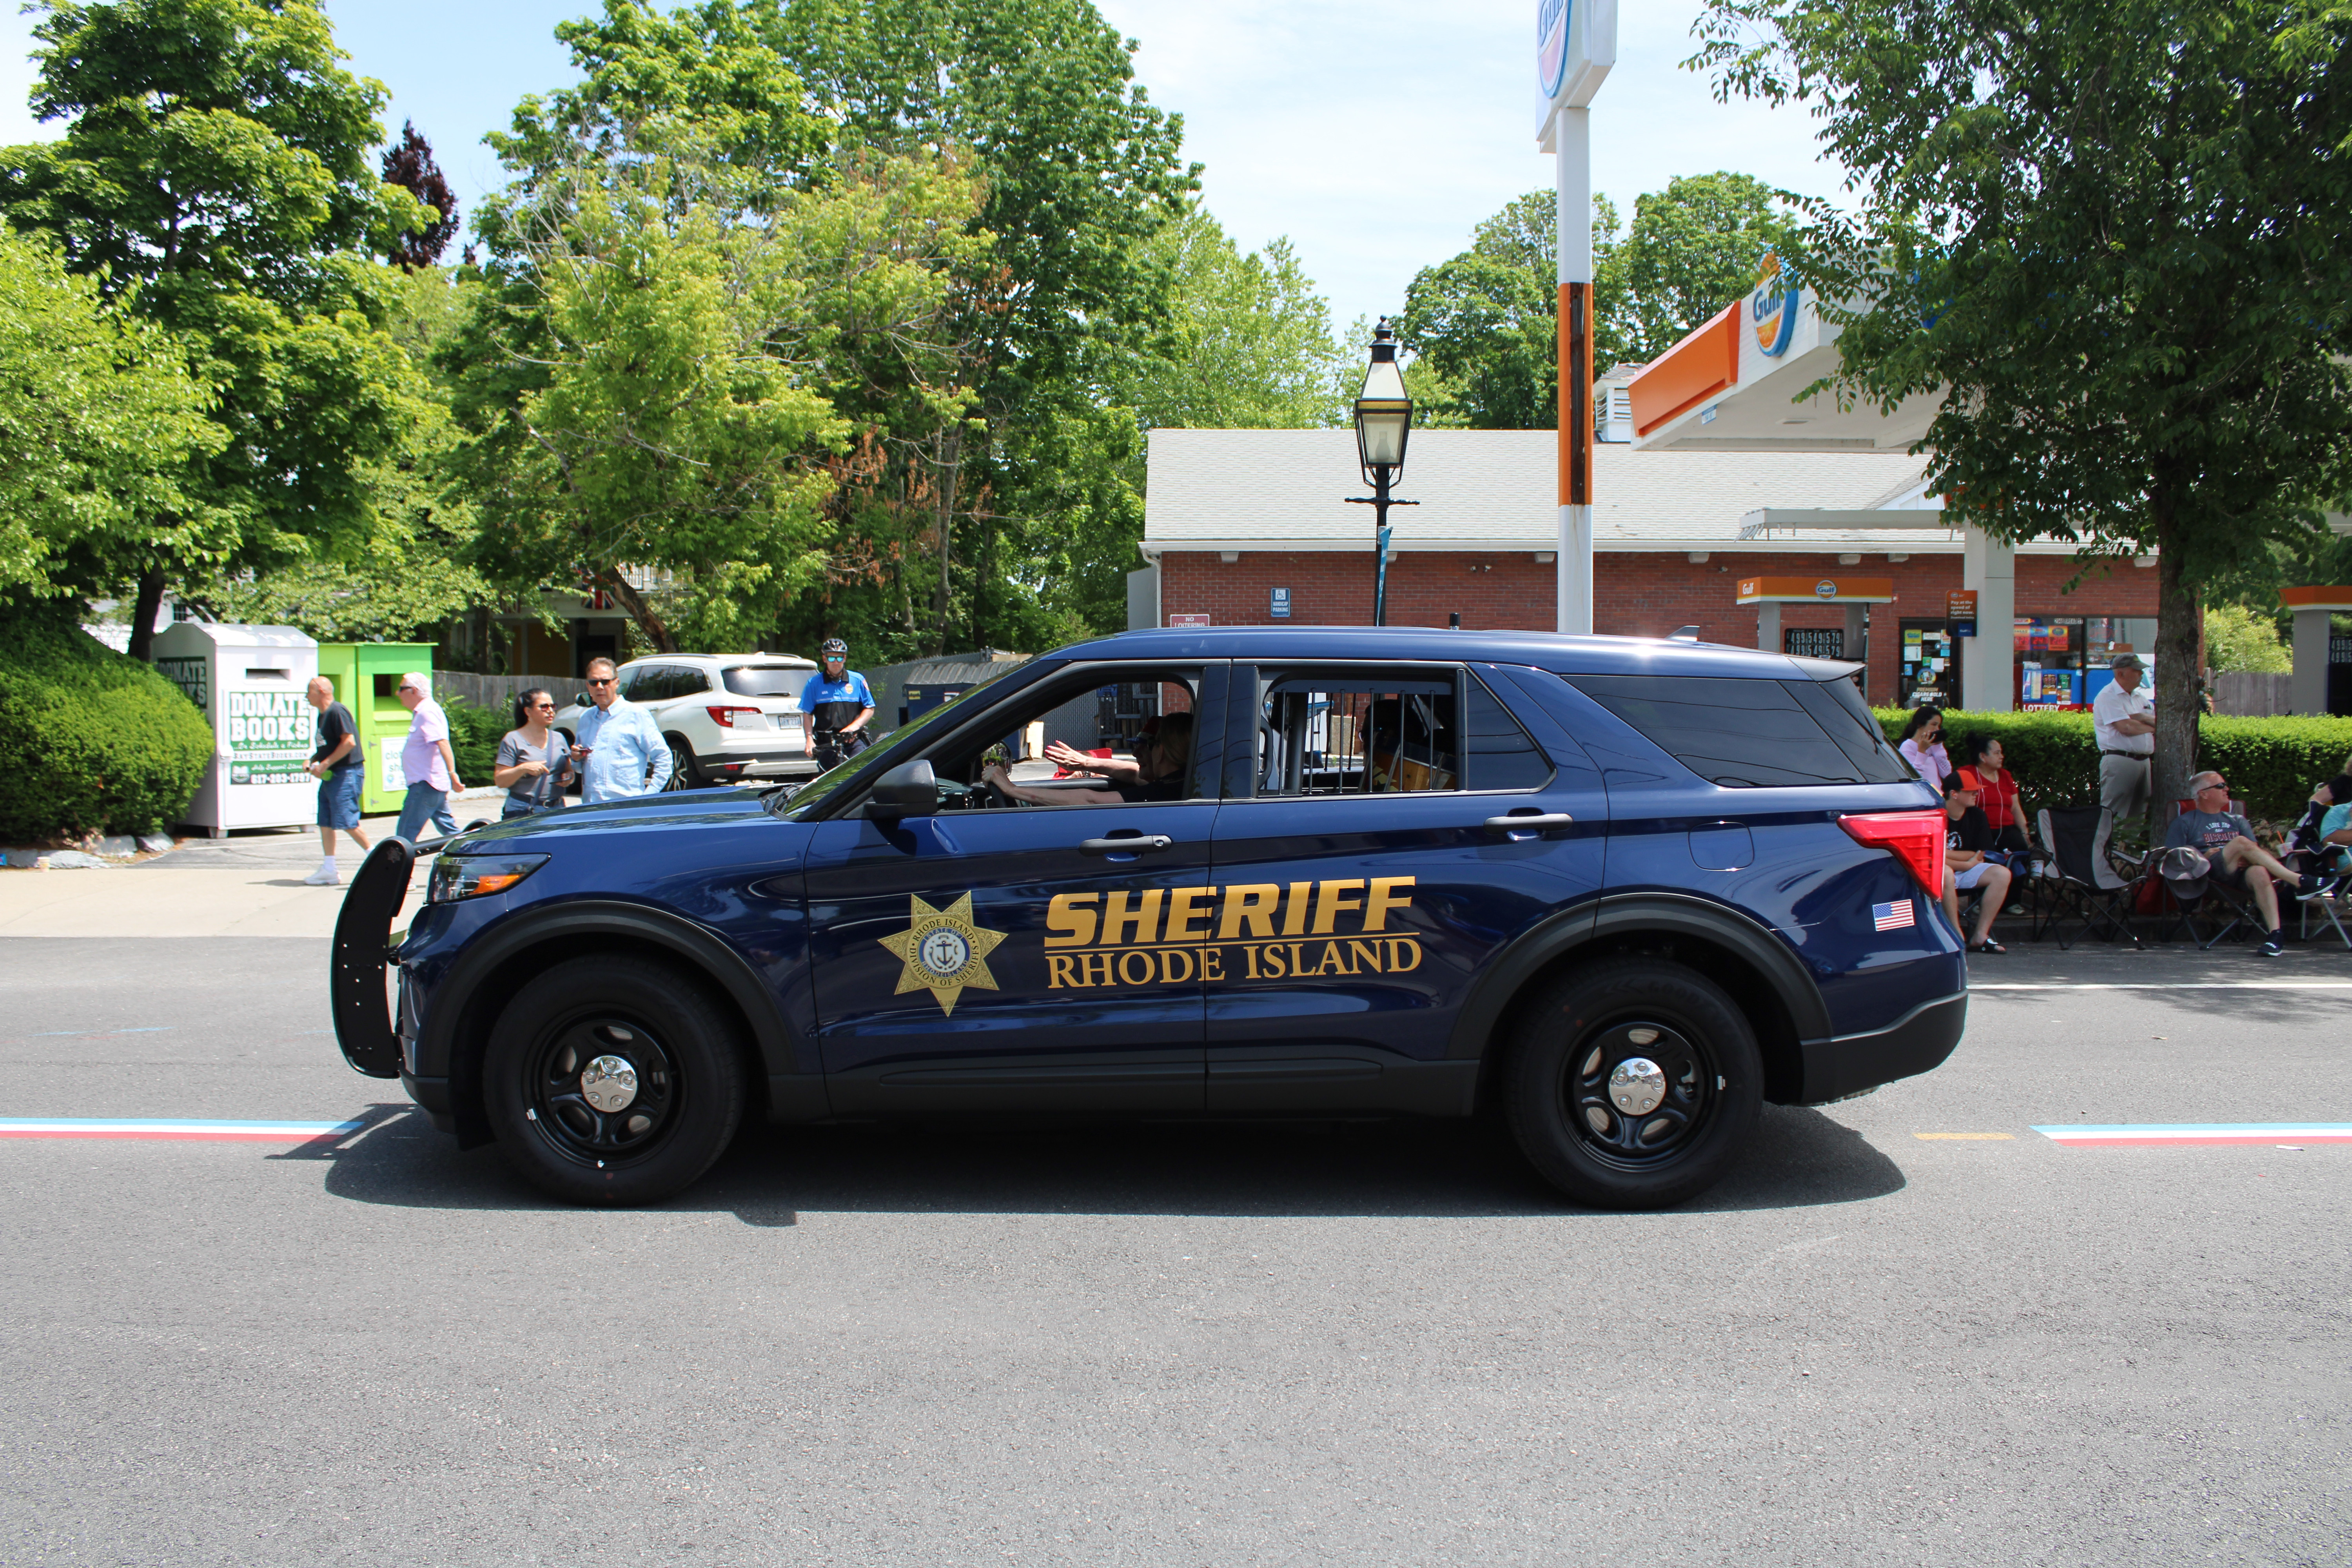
1797;990;1967;1104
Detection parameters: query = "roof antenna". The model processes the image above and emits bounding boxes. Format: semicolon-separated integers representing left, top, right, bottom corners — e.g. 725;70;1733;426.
1670;626;1701;642
1449;612;1461;630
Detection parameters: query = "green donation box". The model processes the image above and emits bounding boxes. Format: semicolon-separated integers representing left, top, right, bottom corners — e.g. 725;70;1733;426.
315;642;434;816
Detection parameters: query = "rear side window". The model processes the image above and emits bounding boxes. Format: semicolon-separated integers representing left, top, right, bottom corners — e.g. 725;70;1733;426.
1566;673;1912;787
723;665;804;698
1465;675;1553;791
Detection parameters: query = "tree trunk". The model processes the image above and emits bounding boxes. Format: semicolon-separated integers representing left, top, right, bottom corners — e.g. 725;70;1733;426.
2151;512;2202;818
125;567;168;663
600;570;675;653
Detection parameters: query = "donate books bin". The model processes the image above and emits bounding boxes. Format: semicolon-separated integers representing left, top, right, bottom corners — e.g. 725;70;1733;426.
150;623;320;838
315;641;433;816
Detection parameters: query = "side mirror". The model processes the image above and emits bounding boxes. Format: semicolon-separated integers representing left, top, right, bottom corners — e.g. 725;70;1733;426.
572;693;591;707
867;759;936;819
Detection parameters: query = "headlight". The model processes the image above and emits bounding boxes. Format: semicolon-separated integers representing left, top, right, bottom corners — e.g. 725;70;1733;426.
428;853;550;904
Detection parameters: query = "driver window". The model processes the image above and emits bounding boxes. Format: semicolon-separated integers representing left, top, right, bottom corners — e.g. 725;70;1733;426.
922;665;1204;810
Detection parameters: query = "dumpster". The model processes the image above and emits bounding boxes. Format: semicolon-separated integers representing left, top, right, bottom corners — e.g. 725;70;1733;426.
316;642;434;816
150;623;320;837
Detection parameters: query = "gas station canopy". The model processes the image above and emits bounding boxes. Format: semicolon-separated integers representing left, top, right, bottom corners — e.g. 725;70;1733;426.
1735;575;1895;604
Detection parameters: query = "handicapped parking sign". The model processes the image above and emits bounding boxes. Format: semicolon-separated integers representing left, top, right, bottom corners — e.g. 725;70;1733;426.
1270;587;1291;619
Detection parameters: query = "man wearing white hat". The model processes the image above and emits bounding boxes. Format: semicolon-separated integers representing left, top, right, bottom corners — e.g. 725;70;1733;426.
2091;651;2154;862
393;672;465;843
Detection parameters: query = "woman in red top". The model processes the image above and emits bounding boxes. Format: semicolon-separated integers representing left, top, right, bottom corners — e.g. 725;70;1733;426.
1959;735;2031;855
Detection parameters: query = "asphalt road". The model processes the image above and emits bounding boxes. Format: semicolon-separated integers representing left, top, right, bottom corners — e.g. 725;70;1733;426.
2;935;2348;1566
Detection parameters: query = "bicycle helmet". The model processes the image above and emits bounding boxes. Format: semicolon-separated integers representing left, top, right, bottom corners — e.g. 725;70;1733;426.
820;638;848;659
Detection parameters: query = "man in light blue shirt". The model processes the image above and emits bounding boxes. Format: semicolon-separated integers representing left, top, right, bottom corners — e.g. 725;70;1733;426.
570;657;673;802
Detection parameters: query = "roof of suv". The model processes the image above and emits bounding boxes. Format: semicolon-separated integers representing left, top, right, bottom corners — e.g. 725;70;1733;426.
1055;626;1855;682
622;653;818;667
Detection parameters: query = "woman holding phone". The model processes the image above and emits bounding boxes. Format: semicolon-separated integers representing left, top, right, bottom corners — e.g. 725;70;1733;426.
495;688;575;819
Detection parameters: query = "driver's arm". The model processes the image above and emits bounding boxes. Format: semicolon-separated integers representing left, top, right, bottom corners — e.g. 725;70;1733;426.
983;764;1123;807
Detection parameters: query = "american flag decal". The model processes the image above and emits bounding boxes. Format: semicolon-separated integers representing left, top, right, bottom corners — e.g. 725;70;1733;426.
1872;899;1916;932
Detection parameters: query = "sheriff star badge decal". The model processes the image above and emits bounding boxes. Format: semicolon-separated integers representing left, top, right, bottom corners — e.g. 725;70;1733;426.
878;893;1007;1015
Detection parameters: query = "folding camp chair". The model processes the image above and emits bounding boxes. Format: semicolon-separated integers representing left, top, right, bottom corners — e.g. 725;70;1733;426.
2038;805;2147;950
2161;799;2265;949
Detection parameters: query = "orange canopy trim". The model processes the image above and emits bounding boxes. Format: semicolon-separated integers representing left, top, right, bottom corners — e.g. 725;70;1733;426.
1628;303;1740;437
1735;576;1895;604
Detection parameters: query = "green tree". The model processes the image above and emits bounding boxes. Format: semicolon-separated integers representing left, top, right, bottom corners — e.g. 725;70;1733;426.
0;0;436;659
771;0;1198;649
2204;604;2293;674
1611;172;1802;363
1120;210;1346;430
1693;0;2352;809
1395;191;1620;430
0;230;218;606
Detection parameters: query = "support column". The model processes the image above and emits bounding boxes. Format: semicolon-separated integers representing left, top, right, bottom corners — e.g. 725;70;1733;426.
2293;606;2331;715
1554;105;1593;635
1844;603;1869;698
1756;601;1781;653
1960;524;2016;711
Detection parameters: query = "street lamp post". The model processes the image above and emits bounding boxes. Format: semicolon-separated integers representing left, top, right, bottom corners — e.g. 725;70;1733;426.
1348;319;1417;626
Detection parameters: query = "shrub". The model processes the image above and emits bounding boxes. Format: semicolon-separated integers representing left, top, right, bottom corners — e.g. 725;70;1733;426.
1877;707;2352;824
440;695;507;788
0;609;212;840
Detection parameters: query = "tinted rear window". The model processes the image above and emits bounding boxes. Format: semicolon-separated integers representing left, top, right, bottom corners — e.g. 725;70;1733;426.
1565;673;1912;788
723;665;808;698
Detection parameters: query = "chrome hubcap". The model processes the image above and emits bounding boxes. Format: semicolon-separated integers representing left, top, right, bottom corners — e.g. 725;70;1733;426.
1609;1056;1667;1116
580;1054;639;1113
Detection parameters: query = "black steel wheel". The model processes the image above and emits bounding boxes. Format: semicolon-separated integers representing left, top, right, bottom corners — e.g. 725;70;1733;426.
482;954;748;1205
1504;956;1762;1209
662;739;700;792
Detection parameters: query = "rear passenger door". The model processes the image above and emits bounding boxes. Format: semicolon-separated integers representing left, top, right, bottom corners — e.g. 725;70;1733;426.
1202;661;1608;1111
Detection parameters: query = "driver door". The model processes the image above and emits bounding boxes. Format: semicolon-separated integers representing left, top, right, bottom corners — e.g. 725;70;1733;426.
804;663;1227;1116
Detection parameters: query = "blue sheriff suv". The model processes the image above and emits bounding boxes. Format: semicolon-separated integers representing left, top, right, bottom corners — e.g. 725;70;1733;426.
332;627;1965;1210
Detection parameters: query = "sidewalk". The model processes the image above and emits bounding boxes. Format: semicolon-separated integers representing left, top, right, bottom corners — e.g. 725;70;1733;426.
0;790;507;939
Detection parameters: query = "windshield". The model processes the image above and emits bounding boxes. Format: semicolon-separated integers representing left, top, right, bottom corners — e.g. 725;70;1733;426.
723;664;811;698
771;659;1033;819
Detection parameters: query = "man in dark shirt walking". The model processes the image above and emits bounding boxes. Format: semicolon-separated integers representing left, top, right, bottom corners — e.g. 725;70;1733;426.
301;675;372;886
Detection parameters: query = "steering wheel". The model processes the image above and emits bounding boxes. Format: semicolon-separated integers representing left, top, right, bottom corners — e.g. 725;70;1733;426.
978;777;1024;809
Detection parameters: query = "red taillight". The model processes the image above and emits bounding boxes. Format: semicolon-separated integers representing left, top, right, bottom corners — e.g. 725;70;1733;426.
706;705;760;728
1840;809;1947;893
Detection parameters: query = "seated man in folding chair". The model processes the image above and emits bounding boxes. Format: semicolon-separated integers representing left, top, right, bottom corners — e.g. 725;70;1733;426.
2165;769;2305;956
2287;772;2352;886
1942;772;2013;955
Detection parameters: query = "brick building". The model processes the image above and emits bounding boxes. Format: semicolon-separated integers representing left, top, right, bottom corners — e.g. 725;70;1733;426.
1138;428;2161;710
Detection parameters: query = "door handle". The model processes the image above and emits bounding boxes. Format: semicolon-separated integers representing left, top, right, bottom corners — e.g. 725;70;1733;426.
1080;834;1175;857
1483;812;1574;836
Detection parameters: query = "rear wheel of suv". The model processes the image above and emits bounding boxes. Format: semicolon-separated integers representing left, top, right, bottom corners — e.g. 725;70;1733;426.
662;737;699;791
482;955;749;1205
1504;956;1762;1210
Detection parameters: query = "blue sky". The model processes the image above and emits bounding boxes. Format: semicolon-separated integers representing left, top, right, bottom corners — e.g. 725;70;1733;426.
0;1;1847;338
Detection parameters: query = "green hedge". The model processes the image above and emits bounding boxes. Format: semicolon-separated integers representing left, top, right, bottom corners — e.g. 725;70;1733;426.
441;695;506;788
1875;708;2352;825
0;610;212;840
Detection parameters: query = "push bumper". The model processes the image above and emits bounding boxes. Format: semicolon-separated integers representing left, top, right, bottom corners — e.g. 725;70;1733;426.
1797;990;1966;1104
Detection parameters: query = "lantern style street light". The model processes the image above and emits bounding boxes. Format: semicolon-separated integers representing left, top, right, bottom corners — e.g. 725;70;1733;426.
1347;319;1417;626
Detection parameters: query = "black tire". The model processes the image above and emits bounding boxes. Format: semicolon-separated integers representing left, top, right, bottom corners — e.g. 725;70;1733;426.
1503;956;1762;1210
482;954;749;1205
662;737;700;792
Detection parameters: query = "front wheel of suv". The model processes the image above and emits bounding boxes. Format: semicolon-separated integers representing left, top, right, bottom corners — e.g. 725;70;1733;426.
482;954;750;1205
1504;956;1762;1210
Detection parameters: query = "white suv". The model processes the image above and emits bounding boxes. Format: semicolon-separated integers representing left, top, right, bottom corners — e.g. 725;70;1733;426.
555;653;822;789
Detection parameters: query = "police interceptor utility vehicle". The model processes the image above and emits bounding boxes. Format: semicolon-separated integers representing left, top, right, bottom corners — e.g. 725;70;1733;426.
332;627;1965;1210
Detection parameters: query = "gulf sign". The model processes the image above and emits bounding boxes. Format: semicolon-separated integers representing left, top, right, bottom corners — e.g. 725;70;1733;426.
1751;252;1800;357
1537;0;1571;100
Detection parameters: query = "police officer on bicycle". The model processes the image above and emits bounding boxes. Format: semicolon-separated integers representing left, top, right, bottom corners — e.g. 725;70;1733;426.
800;637;877;770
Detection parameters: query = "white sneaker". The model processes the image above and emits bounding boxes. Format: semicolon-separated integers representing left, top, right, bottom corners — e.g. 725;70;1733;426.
302;864;339;886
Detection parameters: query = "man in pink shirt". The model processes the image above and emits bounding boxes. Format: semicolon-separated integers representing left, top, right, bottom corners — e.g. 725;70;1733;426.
394;673;466;843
